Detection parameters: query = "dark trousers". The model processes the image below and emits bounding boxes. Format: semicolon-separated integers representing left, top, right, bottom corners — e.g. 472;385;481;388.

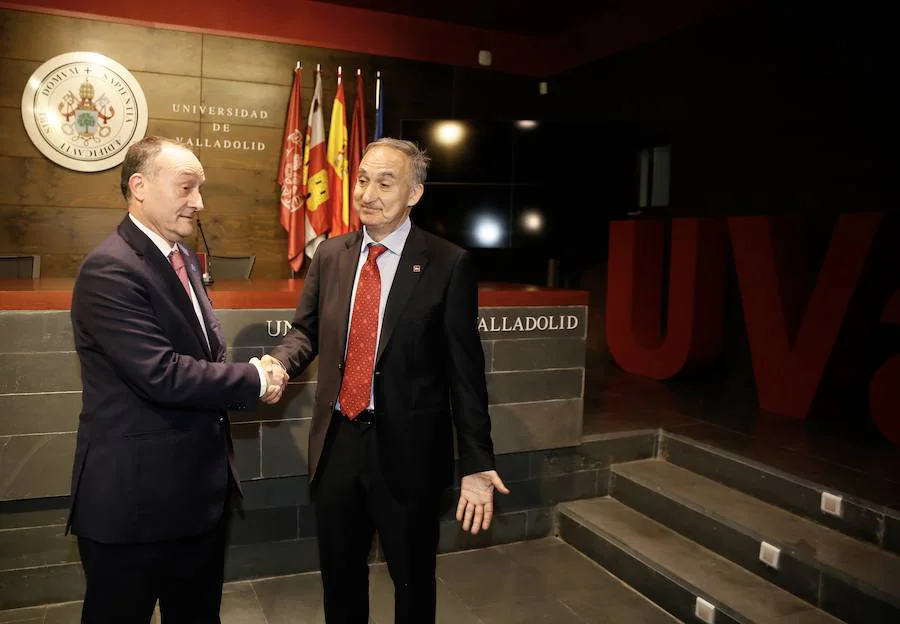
77;515;228;624
314;413;441;624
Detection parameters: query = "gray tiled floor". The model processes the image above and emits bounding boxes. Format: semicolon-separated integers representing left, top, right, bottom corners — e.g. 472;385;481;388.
0;538;679;623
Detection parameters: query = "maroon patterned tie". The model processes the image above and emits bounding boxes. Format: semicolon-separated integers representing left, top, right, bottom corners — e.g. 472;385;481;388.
169;248;192;298
339;244;388;419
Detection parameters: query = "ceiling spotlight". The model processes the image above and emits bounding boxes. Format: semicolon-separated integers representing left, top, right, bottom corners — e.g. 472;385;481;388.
434;121;466;146
521;209;543;233
474;217;503;246
515;120;538;130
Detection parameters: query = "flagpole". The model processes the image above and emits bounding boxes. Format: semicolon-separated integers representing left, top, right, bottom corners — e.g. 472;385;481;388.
375;71;381;110
374;70;383;140
290;62;301;277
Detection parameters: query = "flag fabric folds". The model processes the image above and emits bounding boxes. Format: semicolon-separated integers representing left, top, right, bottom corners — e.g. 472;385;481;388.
374;71;384;140
327;68;350;236
280;66;382;265
302;67;330;261
347;71;367;233
277;66;304;271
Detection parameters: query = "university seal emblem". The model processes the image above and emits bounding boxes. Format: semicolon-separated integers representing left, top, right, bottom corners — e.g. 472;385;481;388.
21;51;148;172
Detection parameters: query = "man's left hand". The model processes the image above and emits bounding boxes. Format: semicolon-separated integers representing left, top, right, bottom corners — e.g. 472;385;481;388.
456;470;510;535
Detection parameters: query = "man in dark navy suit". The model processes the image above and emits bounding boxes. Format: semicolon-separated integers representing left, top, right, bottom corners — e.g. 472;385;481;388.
68;136;286;623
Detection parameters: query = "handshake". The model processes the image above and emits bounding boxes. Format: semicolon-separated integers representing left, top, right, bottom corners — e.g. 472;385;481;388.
256;354;289;405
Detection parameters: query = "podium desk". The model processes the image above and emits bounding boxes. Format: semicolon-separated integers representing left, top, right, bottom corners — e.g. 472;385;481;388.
0;278;593;607
0;278;588;499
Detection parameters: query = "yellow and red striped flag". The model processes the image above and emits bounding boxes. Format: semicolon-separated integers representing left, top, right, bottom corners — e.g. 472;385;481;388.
327;67;350;236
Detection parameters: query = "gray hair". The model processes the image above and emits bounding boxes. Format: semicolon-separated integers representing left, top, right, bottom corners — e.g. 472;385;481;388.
363;138;430;187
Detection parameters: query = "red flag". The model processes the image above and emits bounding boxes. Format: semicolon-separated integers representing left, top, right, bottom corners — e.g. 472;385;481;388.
303;67;330;261
348;71;367;233
327;67;350;236
277;66;304;271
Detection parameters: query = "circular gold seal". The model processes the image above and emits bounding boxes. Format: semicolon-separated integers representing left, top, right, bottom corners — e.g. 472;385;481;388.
21;51;149;172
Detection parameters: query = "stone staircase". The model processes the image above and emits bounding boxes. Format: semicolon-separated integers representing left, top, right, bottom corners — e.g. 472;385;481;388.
559;432;900;623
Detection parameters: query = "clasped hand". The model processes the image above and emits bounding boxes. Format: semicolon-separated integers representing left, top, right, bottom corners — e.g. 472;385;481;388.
260;354;288;404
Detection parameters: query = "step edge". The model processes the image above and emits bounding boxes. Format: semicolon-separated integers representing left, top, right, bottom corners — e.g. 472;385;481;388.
610;465;900;608
558;500;842;623
558;504;753;624
661;431;894;517
580;428;662;444
0;560;81;574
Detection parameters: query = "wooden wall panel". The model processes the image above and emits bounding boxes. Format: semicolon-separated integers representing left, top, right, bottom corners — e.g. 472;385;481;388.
0;10;202;75
146;119;201;144
0;205;123;254
0;108;42;159
134;73;203;122
196;123;282;171
193;209;292;279
200;79;288;129
0;59;39;109
28;253;92;277
200;167;280;214
201;35;366;87
0;156;121;209
1;7;526;277
200;213;283;246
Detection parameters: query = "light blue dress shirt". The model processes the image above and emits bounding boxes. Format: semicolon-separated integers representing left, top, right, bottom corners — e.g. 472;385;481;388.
337;217;412;411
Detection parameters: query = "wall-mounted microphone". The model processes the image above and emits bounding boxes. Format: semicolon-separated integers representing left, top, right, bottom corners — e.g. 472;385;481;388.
196;216;214;285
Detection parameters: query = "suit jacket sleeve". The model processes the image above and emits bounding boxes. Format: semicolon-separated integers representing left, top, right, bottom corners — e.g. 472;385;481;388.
444;250;496;476
73;252;260;411
270;242;321;377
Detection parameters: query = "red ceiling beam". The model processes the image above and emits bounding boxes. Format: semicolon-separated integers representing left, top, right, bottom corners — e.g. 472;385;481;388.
2;0;739;76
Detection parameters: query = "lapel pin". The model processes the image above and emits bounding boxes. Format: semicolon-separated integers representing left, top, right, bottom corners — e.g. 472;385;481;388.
413;265;422;273
191;263;198;273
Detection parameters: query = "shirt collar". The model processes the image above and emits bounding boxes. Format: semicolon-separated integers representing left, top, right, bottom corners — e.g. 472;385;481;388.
129;213;180;258
361;217;411;257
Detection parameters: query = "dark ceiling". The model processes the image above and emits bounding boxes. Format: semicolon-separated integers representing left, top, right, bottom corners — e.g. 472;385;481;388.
311;0;630;36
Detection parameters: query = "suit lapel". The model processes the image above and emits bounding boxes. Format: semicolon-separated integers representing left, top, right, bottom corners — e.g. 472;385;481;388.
337;232;364;360
376;225;428;364
117;218;213;360
183;247;221;360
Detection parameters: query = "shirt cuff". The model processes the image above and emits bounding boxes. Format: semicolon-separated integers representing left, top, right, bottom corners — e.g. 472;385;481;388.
249;357;267;398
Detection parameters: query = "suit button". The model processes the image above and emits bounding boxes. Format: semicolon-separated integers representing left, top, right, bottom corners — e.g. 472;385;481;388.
329;401;335;409
218;416;225;424
338;362;344;370
374;371;382;377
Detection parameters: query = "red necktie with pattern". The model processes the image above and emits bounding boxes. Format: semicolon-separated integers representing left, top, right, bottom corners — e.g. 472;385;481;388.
339;243;388;419
169;248;192;299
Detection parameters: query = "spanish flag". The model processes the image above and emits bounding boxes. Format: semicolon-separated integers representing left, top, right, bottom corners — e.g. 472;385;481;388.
327;67;350;236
